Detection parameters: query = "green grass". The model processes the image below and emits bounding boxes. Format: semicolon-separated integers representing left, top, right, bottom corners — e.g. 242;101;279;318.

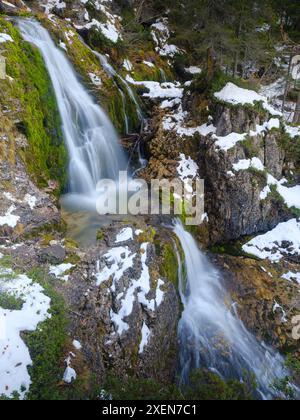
241;135;262;159
0;292;24;310
23;267;97;400
23;267;68;400
103;368;255;400
210;240;261;260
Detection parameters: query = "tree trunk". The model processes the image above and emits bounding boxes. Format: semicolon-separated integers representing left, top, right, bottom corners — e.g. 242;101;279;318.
293;90;300;124
282;53;293;113
233;15;243;77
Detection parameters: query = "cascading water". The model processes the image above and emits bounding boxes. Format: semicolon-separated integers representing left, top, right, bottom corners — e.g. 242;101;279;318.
159;68;167;83
118;88;129;135
174;220;290;400
18;19;127;200
93;50;144;122
16;19;291;400
93;52;148;173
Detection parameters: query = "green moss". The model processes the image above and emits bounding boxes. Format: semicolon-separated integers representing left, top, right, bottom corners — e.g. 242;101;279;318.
102;71;141;134
159;243;179;288
104;374;182;400
23;219;66;242
241;135;262;159
87;27;117;55
183;369;255;400
104;368;255;400
0;292;23;310
65;254;81;265
278;131;300;167
290;206;300;218
132;63;161;83
64;238;79;249
23;267;68;400
106;84;140;134
137;227;157;244
265;184;285;204
0;392;21;401
210;241;260;260
248;167;268;185
0;19;67;191
0;255;14;269
96;229;105;241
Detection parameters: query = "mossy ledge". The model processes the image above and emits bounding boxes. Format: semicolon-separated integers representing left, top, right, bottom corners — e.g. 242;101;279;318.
0;18;67;191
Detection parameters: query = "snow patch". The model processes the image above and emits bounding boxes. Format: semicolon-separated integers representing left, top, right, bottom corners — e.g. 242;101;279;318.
139;322;151;354
143;60;155;68
292;56;300;81
0;205;20;228
214;82;282;116
63;353;77;384
72;340;82;350
95;247;136;287
285;124;300;139
0;269;51;398
49;263;74;282
151;18;181;58
126;76;183;100
76;1;122;44
233;157;265;172
115;228;133;243
273;301;288;323
214;132;247;151
177;154;199;181
0;33;13;43
282;272;300;284
243;219;300;262
89;72;102;86
260;174;300;209
24;194;37;210
109;243;164;336
185;66;202;75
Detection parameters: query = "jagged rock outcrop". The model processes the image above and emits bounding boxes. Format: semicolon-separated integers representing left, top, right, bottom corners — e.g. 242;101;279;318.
3;220;180;385
141;91;297;244
200;106;293;243
64;223;180;384
199;138;289;244
212;253;300;358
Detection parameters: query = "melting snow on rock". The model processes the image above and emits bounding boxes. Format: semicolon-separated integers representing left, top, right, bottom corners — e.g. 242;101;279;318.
0;268;51;399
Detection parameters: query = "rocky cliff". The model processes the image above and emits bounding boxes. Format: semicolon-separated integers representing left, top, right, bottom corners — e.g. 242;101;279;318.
0;0;299;400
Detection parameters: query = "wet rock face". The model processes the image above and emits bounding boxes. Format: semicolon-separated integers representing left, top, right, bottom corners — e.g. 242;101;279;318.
214;104;259;136
201;136;290;244
141;99;291;244
3;218;181;385
0;156;61;242
197;104;293;243
0;0;23;13
63;223;180;384
264;132;285;178
213;254;300;357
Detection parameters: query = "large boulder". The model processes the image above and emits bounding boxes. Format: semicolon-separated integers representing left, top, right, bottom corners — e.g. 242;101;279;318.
58;222;181;385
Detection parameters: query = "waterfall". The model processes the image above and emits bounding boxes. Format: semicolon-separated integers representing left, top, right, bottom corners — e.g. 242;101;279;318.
18;19;127;199
93;52;149;173
160;68;167;83
118;88;129;135
174;220;290;400
93;51;144;123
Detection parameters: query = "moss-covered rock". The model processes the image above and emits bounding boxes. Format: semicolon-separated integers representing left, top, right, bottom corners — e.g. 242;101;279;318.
0;18;67;190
